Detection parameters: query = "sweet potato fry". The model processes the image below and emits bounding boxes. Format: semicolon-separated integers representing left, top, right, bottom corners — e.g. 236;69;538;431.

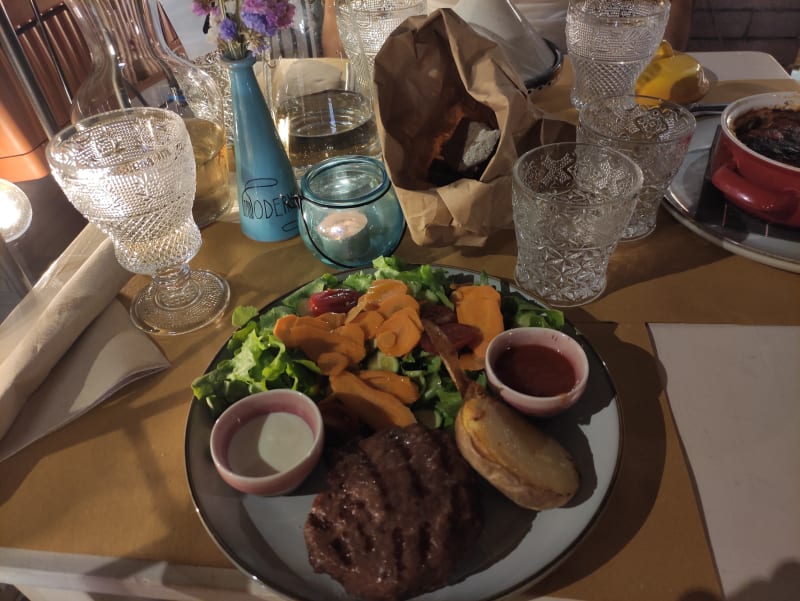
334;322;366;347
330;371;416;431
364;279;408;307
350;310;385;339
375;307;423;357
451;285;503;366
317;351;349;376
316;311;347;330
357;369;420;405
377;294;420;318
273;314;299;344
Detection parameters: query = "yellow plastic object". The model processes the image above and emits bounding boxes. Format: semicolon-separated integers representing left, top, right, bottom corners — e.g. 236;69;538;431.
651;39;675;61
636;44;710;105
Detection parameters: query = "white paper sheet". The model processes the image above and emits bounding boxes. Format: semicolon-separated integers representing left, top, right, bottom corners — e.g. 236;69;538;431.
648;323;800;598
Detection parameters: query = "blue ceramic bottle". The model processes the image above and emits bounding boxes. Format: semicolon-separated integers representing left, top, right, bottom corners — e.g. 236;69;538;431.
224;54;298;242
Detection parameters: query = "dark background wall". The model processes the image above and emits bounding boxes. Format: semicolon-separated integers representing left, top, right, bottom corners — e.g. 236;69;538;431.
685;0;800;70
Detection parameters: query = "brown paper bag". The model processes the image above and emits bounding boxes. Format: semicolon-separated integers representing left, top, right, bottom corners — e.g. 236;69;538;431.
373;9;544;247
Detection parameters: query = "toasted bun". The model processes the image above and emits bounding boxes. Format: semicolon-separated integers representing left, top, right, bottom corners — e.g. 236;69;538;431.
454;383;579;510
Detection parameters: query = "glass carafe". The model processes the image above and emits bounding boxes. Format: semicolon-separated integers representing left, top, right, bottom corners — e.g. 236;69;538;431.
66;0;230;228
261;1;382;178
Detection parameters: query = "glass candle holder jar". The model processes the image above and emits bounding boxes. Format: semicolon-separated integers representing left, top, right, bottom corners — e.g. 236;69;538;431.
298;156;405;268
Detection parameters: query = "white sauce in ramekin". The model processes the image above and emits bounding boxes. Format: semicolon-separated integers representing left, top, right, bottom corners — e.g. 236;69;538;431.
228;412;314;477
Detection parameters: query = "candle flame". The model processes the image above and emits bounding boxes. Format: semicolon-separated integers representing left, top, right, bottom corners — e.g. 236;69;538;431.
317;211;368;241
0;181;32;241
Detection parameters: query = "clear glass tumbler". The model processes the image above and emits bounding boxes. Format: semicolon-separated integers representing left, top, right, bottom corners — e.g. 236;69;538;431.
566;0;670;109
46;108;230;335
512;142;643;307
577;94;696;240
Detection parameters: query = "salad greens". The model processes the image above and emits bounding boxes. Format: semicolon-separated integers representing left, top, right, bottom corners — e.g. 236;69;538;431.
191;256;564;427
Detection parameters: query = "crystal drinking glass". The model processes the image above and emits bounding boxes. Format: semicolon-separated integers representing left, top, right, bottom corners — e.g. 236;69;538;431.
512;142;643;307
566;0;670;109
46;108;230;335
577;94;696;239
335;0;427;94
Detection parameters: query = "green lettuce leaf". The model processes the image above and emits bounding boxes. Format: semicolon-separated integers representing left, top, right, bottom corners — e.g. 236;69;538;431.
231;305;259;328
192;255;565;426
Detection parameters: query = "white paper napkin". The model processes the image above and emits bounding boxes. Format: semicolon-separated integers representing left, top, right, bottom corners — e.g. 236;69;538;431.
648;323;800;598
0;299;169;461
0;226;169;460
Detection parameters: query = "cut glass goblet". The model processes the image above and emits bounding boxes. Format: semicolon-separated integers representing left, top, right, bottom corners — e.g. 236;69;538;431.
46;107;230;335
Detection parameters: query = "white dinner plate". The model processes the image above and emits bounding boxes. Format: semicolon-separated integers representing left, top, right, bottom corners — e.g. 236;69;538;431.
184;267;622;600
664;116;800;273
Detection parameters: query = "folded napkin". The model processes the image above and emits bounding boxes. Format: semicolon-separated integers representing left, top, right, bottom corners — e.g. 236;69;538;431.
0;227;169;461
649;324;800;598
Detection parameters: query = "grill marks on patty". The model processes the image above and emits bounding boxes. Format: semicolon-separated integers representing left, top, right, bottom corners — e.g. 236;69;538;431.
304;424;483;601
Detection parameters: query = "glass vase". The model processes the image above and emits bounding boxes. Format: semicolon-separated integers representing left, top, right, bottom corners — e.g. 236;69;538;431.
65;0;231;228
224;54;299;243
192;49;235;154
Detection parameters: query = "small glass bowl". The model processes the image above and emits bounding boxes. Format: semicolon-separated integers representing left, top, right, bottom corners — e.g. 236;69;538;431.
484;327;589;417
297;155;406;268
210;390;324;496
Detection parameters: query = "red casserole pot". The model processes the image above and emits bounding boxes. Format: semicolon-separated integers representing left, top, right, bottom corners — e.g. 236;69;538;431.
710;91;800;228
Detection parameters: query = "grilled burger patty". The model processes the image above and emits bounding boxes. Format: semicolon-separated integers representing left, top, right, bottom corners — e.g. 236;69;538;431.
304;423;484;601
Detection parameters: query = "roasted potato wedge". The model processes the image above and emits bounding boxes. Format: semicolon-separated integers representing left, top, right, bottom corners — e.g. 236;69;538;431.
455;382;579;510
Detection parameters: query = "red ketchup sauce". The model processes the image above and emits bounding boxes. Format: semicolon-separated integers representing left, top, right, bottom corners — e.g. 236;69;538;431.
493;344;576;397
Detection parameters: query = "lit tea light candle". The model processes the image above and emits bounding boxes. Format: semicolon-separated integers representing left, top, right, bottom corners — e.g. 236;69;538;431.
316;210;371;264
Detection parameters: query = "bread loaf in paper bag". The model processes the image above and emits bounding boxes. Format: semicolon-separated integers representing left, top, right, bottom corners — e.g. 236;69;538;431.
373;9;543;247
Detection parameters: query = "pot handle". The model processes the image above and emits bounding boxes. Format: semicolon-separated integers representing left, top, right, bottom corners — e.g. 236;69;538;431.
710;160;799;219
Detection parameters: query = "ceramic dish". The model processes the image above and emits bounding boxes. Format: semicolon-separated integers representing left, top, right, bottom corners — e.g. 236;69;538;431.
185;267;622;600
485;327;590;417
664;116;800;273
710;91;800;227
525;40;564;92
210;390;325;496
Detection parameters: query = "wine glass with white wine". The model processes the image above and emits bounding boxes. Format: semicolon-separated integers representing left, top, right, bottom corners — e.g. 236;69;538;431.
46;107;230;335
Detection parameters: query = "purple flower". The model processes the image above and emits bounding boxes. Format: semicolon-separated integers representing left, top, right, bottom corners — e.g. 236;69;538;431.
240;12;274;37
218;17;239;42
241;0;268;13
196;0;294;58
191;0;212;16
273;1;295;29
241;0;295;30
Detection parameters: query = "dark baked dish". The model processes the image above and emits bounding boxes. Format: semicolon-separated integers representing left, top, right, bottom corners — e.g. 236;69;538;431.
734;107;800;168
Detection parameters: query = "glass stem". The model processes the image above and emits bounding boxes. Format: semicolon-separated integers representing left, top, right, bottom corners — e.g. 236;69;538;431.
152;263;200;310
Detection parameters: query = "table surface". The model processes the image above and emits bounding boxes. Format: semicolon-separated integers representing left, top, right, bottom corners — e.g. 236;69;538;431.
1;52;798;601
